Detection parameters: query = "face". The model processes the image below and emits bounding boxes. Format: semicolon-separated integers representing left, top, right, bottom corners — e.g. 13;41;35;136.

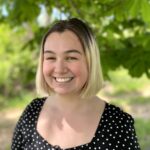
43;30;88;96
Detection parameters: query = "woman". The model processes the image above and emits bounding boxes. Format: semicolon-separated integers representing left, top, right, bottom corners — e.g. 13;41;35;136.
11;18;140;150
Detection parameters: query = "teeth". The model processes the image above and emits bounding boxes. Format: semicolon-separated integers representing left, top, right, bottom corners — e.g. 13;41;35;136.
55;77;73;83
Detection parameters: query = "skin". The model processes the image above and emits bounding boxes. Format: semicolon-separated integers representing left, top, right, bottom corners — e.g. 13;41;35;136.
43;30;88;98
37;30;105;149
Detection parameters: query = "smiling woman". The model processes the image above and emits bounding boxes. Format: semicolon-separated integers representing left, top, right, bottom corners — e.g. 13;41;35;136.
36;18;103;98
11;18;141;150
42;30;88;96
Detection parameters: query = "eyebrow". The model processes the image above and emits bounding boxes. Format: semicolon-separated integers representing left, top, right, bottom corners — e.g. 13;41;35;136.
44;49;82;55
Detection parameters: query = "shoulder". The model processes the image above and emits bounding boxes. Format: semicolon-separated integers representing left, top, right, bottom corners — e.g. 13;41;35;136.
14;97;46;131
25;97;46;110
11;97;47;148
105;103;141;149
21;97;46;116
104;102;134;125
17;97;46;124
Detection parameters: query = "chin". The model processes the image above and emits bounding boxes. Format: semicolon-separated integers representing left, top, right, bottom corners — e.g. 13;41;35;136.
54;89;77;96
54;89;72;95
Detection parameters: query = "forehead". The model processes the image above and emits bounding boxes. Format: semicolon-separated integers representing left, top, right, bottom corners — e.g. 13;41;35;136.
43;30;84;53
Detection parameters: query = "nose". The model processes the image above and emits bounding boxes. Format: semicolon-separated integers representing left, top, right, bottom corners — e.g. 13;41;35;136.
54;60;67;74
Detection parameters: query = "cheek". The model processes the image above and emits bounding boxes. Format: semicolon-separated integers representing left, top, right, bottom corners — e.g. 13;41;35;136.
43;62;52;75
72;63;88;78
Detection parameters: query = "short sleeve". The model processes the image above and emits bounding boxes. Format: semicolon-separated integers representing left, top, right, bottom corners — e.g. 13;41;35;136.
11;98;43;150
11;105;29;149
120;113;141;150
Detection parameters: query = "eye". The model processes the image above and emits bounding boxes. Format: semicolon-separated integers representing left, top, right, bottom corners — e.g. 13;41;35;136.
66;57;78;61
45;57;56;60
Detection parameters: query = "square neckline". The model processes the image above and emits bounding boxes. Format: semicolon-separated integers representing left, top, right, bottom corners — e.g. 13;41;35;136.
34;97;108;150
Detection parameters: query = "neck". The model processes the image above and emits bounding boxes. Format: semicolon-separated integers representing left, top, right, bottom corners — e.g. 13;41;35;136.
48;94;91;114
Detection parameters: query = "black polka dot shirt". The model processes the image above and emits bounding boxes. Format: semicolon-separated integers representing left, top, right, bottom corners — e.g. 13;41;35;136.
11;98;141;150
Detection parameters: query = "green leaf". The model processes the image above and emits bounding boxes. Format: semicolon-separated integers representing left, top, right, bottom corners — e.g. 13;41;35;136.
141;0;150;23
128;0;141;18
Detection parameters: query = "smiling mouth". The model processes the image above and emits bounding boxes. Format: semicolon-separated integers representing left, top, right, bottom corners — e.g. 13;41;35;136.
53;77;74;83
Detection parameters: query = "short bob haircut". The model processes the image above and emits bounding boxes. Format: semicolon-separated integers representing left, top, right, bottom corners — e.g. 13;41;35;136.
36;18;103;98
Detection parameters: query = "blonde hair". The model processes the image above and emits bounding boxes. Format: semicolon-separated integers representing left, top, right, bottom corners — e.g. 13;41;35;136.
36;18;103;98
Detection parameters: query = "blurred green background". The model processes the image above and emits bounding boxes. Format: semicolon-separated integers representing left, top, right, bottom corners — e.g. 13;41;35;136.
0;0;150;149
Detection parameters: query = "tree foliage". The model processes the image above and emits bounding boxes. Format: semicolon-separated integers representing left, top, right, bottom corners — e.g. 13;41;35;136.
0;0;150;96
